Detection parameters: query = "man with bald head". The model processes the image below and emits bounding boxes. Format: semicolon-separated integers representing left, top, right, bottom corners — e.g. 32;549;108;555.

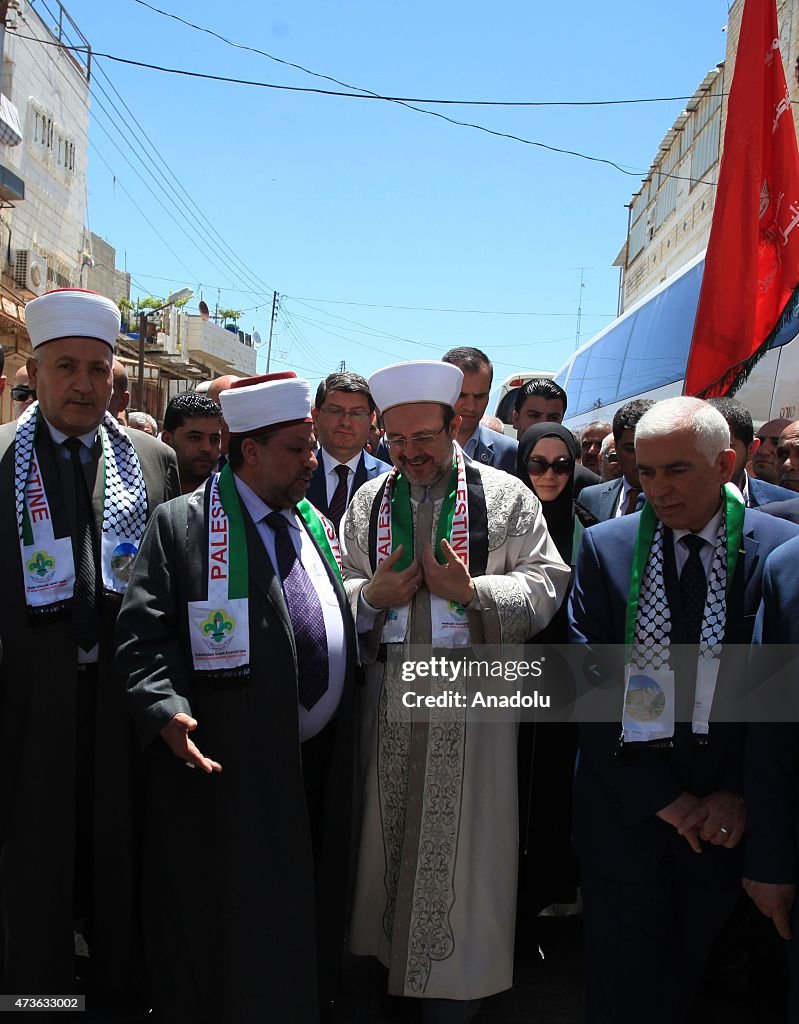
752;418;793;484
0;290;179;1004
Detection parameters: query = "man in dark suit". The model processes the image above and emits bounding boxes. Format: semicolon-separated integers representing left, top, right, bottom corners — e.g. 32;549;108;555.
442;346;518;473
709;397;796;507
307;371;391;529
117;372;356;1024
570;396;799;1024
743;534;799;1015
0;289;179;1005
579;398;655;521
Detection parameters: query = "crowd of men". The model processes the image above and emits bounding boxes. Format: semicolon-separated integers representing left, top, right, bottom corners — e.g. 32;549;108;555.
3;291;799;1024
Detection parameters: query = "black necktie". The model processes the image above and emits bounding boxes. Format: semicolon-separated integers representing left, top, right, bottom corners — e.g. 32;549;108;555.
63;438;100;652
266;511;329;710
679;534;707;646
328;464;350;529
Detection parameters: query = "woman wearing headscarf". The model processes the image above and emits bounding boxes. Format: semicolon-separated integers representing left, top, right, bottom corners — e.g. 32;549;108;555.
514;423;597;942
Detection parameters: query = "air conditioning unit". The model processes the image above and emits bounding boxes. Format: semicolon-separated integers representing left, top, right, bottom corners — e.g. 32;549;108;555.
14;249;48;295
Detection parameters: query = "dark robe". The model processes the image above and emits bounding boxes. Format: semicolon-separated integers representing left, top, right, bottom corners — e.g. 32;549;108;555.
0;417;179;1002
116;480;356;1024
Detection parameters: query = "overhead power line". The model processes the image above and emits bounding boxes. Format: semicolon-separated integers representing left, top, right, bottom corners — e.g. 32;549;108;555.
16;34;719;181
131;1;700;109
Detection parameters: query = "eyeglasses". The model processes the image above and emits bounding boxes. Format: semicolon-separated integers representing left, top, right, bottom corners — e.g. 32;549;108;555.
319;405;371;422
603;452;619;463
526;456;574;477
385;425;447;449
11;386;36;402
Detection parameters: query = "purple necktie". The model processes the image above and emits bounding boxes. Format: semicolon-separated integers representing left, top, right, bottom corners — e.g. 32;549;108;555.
266;511;329;709
63;438;100;652
328;464;350;530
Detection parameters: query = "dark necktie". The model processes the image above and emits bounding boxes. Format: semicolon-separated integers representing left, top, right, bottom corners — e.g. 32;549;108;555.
623;487;642;515
327;464;350;529
679;534;707;646
266;511;329;710
63;438;100;652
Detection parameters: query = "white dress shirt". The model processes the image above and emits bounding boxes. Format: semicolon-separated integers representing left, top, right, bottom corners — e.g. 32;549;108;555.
672;506;724;576
234;475;346;741
319;448;363;506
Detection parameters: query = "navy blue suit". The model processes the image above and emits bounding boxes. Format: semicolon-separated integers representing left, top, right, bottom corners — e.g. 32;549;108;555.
578;477;623;521
747;473;797;507
467;424;518;474
744;535;799;1017
569;508;799;1023
306;449;391;521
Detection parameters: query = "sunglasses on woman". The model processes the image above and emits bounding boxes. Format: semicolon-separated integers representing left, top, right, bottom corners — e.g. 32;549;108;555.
526;457;574;477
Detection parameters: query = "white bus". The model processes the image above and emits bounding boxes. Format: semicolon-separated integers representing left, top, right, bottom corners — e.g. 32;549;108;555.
555;251;799;430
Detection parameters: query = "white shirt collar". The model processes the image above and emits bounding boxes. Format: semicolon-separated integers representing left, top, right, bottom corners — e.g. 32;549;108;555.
320;447;361;477
233;474;300;531
672;505;725;548
44;418;98;451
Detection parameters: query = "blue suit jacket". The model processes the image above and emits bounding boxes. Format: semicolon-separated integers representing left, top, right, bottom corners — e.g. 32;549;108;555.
469;425;518;474
306;449;391;520
744;534;799;885
756;495;799;524
569;507;799;878
746;473;797;507
577;477;623;522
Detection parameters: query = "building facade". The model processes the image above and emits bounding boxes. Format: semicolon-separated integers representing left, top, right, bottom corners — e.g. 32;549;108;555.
617;0;799;312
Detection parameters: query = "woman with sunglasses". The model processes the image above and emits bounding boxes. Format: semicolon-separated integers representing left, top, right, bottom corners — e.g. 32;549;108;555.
513;422;597;947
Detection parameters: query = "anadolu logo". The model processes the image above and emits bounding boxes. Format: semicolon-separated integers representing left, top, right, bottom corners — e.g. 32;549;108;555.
27;549;56;582
201;608;236;650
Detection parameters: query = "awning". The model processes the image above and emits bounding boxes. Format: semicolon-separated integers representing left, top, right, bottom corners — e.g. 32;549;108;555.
0;94;22;147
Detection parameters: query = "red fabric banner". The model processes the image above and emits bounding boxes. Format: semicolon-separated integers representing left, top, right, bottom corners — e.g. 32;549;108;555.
685;0;799;398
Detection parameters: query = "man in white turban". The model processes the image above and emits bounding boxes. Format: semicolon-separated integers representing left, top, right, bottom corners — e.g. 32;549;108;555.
0;288;178;1004
340;360;569;1021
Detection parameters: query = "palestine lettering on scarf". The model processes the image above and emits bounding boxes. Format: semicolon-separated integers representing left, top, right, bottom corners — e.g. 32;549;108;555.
209;483;228;581
27;458;50;524
450;482;468;560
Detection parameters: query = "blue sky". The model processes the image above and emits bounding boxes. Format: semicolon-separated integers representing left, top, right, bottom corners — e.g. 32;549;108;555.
52;0;731;390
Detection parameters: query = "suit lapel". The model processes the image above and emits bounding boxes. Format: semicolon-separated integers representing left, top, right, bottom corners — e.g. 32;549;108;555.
307;460;329;516
352;451;368;491
602;479;622;520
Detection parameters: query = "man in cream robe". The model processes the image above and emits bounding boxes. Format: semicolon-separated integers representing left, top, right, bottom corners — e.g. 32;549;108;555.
340;360;569;1019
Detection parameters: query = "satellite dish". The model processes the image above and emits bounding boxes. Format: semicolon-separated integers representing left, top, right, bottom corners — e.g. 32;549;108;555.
252;331;262;347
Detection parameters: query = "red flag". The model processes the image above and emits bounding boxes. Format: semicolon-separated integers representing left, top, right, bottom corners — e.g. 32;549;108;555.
685;0;799;398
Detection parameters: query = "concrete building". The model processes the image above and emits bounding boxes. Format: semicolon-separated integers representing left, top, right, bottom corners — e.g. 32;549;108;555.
85;231;131;306
0;0;90;422
617;0;799;312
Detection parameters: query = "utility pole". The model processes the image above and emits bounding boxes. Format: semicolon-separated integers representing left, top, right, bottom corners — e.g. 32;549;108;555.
266;291;279;372
337;360;346;373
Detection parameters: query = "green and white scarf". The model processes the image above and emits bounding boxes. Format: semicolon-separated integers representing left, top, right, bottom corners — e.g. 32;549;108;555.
375;442;470;646
15;402;148;615
188;466;342;672
621;485;745;743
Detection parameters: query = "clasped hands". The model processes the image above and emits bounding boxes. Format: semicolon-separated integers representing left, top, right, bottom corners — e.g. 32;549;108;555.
656;789;745;854
363;540;475;610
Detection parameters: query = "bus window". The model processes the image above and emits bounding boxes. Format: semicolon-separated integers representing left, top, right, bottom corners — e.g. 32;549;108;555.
576;315;634;415
618;261;702;401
